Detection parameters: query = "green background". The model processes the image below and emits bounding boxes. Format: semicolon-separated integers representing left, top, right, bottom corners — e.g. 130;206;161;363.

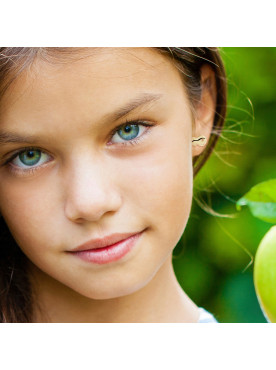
173;47;276;323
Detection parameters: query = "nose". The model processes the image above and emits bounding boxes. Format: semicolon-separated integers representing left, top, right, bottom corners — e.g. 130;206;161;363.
63;157;122;223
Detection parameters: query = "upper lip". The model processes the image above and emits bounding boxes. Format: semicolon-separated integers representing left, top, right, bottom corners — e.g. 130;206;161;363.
70;231;142;252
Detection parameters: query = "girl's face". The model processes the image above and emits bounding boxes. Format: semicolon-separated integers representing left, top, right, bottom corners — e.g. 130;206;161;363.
0;48;208;299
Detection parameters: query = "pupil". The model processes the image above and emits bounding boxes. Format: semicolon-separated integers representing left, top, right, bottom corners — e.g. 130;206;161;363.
124;125;132;133
27;151;35;158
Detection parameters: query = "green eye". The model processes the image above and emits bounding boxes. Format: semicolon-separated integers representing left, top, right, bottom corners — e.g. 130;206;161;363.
111;123;149;144
19;150;41;166
117;124;140;141
12;149;51;169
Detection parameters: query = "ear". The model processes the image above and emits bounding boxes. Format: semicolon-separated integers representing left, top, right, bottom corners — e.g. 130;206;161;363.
192;64;217;157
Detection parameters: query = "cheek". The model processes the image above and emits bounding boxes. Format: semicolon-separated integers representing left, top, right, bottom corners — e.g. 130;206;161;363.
116;128;193;241
0;178;56;254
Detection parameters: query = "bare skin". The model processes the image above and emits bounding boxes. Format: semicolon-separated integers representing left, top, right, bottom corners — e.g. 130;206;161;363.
0;48;216;322
30;257;199;323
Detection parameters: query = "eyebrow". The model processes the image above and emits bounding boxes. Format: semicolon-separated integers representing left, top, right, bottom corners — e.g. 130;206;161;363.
0;132;41;145
103;92;163;121
0;93;163;145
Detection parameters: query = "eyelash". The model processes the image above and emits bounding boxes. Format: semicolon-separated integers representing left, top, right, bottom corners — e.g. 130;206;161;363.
3;147;53;177
107;119;154;147
2;119;154;176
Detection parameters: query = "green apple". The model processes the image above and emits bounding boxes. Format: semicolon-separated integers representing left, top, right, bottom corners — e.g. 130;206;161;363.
254;225;276;322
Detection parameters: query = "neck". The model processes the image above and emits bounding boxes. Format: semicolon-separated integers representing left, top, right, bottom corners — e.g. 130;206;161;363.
30;256;199;323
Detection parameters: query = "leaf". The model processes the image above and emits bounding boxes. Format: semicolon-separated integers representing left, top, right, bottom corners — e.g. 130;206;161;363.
236;179;276;223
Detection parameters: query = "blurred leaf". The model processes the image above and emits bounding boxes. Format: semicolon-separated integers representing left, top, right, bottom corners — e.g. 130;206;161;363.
216;272;267;323
236;179;276;223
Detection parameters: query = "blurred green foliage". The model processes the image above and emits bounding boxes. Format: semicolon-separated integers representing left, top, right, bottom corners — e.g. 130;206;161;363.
173;47;276;323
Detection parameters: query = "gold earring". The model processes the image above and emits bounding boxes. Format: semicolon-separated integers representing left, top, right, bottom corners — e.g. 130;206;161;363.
192;136;207;147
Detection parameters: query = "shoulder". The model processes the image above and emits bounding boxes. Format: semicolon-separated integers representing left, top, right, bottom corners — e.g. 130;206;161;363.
198;307;218;323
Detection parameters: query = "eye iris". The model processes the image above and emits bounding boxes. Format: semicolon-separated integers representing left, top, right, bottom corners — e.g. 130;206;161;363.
19;150;41;166
118;124;139;140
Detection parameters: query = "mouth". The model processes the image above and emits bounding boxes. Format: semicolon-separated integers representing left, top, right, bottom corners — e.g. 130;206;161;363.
68;230;145;264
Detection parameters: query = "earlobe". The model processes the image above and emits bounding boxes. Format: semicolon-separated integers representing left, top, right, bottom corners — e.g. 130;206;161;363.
192;64;217;157
192;136;207;147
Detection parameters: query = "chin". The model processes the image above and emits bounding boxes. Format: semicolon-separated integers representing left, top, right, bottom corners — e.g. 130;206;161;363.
74;273;152;301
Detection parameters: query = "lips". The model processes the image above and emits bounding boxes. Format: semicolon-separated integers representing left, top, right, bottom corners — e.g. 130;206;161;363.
70;231;143;252
68;230;144;264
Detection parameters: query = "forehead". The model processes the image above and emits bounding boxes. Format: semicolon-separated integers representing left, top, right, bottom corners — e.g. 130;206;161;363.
4;47;185;90
0;48;189;126
33;47;181;80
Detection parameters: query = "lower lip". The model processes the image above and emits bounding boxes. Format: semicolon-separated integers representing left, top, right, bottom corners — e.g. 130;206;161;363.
71;231;144;264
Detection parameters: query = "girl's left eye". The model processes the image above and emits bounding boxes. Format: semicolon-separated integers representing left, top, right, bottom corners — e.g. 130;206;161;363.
109;122;151;145
11;149;51;169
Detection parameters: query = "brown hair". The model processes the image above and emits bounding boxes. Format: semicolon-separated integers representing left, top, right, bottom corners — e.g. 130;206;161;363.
0;47;227;322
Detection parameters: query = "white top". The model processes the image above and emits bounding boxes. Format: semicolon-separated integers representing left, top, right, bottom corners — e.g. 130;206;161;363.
198;308;218;323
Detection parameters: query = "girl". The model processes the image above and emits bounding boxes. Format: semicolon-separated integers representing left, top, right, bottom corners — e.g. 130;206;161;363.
0;47;226;323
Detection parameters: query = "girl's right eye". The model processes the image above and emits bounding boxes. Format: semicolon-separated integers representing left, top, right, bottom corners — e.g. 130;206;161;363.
9;149;51;169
